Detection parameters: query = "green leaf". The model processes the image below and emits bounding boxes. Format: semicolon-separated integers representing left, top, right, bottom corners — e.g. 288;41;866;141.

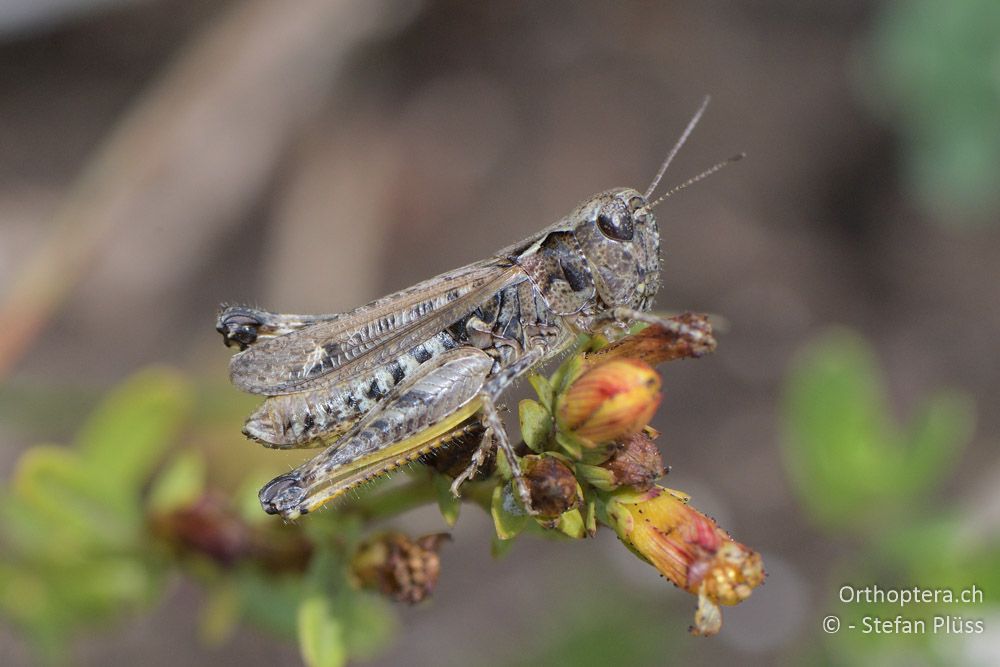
783;331;894;526
555;432;585;460
12;446;138;554
0;492;66;558
3;555;164;647
0;564;54;629
555;509;586;539
47;556;159;617
551;354;584;395
895;390;974;496
575;464;616;492
491;485;528;541
866;0;1000;225
433;473;461;527
782;329;974;531
519;399;552;452
199;582;241;646
584;497;598;537
491;533;516;558
146;450;206;514
235;568;302;639
528;373;554;410
957;542;1000;605
874;514;963;577
298;595;346;667
495;445;514;481
75;366;193;491
310;539;396;662
338;593;396;660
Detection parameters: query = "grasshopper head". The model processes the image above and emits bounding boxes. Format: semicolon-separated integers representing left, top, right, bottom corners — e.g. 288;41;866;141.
573;188;661;312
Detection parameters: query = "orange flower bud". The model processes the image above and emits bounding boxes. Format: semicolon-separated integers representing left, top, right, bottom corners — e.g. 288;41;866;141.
556;359;661;446
603;486;764;636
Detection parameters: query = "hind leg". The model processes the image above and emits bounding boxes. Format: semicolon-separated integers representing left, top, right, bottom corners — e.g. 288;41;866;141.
259;348;494;519
450;346;548;514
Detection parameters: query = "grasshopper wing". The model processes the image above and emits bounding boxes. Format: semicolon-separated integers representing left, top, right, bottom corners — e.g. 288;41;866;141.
229;260;524;395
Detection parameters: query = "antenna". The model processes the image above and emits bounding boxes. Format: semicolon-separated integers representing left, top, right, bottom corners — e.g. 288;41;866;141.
648;153;745;210
644;95;711;200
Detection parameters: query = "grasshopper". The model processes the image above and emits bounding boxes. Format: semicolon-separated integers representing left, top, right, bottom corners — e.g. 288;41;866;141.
217;98;735;520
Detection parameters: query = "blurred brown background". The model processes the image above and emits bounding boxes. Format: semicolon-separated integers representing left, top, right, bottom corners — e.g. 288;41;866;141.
1;1;998;665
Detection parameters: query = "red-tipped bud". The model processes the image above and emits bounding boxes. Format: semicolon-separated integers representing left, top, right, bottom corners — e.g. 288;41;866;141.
603;486;765;636
557;359;661;446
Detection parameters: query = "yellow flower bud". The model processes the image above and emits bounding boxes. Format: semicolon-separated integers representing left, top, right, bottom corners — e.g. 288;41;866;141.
556;359;661;446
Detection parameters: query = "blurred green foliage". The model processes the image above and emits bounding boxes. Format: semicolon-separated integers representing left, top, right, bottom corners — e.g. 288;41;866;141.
0;324;754;663
865;0;1000;225
6;327;992;664
0;368;189;660
504;593;683;667
0;367;395;666
783;329;974;530
783;328;996;664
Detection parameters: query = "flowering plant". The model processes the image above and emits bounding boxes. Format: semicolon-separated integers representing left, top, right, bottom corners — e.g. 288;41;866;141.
466;313;765;635
0;313;764;667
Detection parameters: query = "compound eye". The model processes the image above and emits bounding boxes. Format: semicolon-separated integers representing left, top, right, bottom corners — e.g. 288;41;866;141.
596;210;634;241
